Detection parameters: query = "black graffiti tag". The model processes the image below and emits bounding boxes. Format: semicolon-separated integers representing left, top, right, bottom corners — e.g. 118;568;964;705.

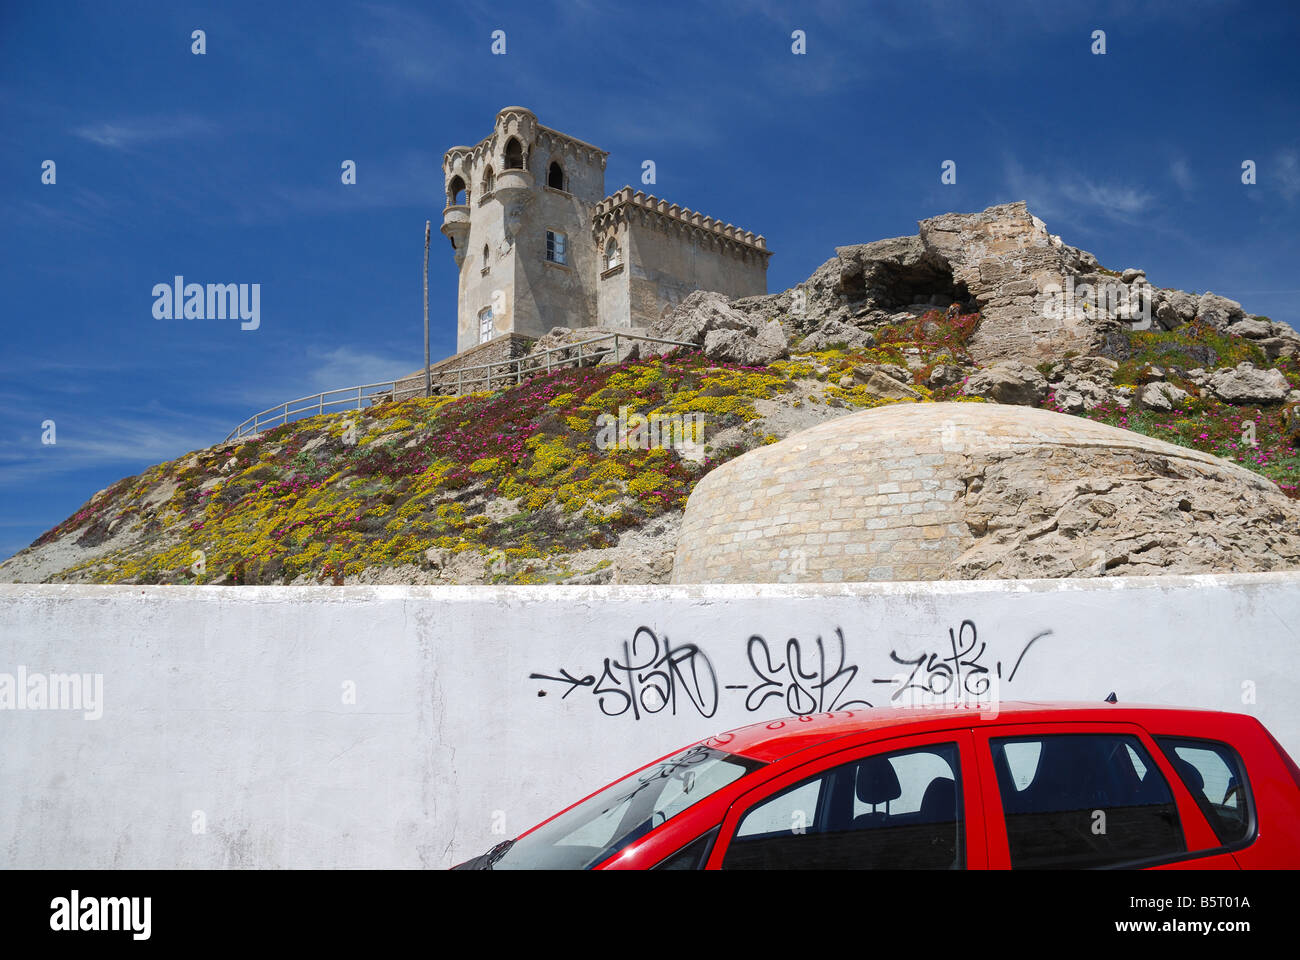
873;621;1053;702
533;621;1051;721
740;628;873;715
531;626;719;721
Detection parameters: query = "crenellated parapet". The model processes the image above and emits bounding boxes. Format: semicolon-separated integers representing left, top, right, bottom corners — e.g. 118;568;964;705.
442;107;608;196
591;186;772;264
534;127;608;171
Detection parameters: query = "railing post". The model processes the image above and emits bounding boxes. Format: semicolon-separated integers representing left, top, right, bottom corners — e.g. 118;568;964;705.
458;368;463;395
613;334;619;365
357;386;362;410
253;414;259;434
319;394;324;415
577;341;583;367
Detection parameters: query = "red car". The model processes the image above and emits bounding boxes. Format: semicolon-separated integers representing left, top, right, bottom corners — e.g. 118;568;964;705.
457;701;1300;869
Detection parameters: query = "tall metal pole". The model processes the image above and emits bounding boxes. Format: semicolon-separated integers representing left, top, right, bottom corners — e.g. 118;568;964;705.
423;220;432;398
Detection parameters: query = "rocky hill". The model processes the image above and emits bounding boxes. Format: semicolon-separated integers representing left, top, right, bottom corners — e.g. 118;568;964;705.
4;202;1299;586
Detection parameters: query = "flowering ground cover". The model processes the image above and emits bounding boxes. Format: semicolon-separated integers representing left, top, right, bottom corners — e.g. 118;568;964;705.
1050;321;1300;497
47;352;792;584
23;311;1300;585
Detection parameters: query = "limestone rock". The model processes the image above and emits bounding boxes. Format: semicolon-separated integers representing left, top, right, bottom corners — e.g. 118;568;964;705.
853;362;912;385
1283;402;1300;445
1209;363;1291;404
1136;382;1190;412
1065;356;1119;380
528;325;646;364
1228;318;1273;340
1197;292;1246;330
530;326;579;355
1051;373;1113;413
608;551;674;585
754;317;790;358
1152;289;1198;330
856;370;921;401
702;327;783;366
650;290;754;347
926;364;965;388
799;317;875;352
962;360;1049;405
1259;337;1300;361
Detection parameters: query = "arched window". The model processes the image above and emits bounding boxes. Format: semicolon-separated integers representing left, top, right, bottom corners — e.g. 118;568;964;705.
604;238;621;270
504;137;524;170
481;165;495;197
482;244;490;265
448;175;467;206
547;161;564;190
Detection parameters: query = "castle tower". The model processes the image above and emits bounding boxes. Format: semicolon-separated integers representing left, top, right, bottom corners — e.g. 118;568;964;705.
440;107;771;356
590;189;771;328
442;107;609;353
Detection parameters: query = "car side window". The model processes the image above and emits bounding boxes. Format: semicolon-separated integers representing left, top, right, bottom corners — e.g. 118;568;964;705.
1156;738;1252;846
990;733;1185;868
722;742;963;870
735;779;823;838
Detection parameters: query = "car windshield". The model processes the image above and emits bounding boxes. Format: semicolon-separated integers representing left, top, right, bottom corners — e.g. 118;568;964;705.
493;743;764;870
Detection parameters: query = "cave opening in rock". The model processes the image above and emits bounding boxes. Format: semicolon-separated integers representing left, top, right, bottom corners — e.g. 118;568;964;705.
871;255;975;313
843;253;977;314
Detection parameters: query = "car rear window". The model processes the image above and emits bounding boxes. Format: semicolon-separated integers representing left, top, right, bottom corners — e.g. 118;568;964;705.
1156;738;1253;846
990;733;1184;868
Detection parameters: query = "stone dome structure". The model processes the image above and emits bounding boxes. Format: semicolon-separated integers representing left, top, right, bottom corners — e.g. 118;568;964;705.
672;402;1300;583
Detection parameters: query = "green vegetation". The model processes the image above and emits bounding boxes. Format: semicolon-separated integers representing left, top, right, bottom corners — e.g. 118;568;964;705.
28;310;1300;584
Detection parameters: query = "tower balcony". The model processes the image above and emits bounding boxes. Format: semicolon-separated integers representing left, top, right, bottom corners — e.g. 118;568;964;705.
493;169;535;245
441;204;471;265
493;168;534;205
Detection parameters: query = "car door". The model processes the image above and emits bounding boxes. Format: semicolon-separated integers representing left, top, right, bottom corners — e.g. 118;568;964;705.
972;721;1238;869
705;729;984;869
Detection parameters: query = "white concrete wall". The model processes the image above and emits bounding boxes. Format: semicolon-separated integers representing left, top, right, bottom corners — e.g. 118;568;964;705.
2;573;1298;868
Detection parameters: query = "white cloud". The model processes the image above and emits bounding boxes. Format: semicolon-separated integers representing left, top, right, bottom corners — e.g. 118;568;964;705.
0;414;223;489
72;115;217;150
306;344;415;389
1003;155;1152;227
1170;158;1195;192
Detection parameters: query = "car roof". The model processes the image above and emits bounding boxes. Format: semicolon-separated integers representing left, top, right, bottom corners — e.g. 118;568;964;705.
703;701;1237;763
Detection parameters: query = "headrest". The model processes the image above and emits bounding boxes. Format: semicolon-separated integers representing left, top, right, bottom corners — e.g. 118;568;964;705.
920;777;957;817
1173;758;1204;794
856;756;902;806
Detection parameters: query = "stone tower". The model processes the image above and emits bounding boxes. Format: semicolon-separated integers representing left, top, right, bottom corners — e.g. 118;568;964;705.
440;107;772;356
441;106;609;353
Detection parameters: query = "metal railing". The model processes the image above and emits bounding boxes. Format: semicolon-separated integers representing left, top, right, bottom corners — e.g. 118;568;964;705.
223;331;697;442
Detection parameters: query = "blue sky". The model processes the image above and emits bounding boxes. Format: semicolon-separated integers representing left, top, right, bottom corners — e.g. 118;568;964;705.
2;0;1298;561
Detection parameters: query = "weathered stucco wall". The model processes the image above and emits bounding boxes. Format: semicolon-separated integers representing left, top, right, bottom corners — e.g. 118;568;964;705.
2;574;1297;868
623;214;769;324
512;187;600;337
